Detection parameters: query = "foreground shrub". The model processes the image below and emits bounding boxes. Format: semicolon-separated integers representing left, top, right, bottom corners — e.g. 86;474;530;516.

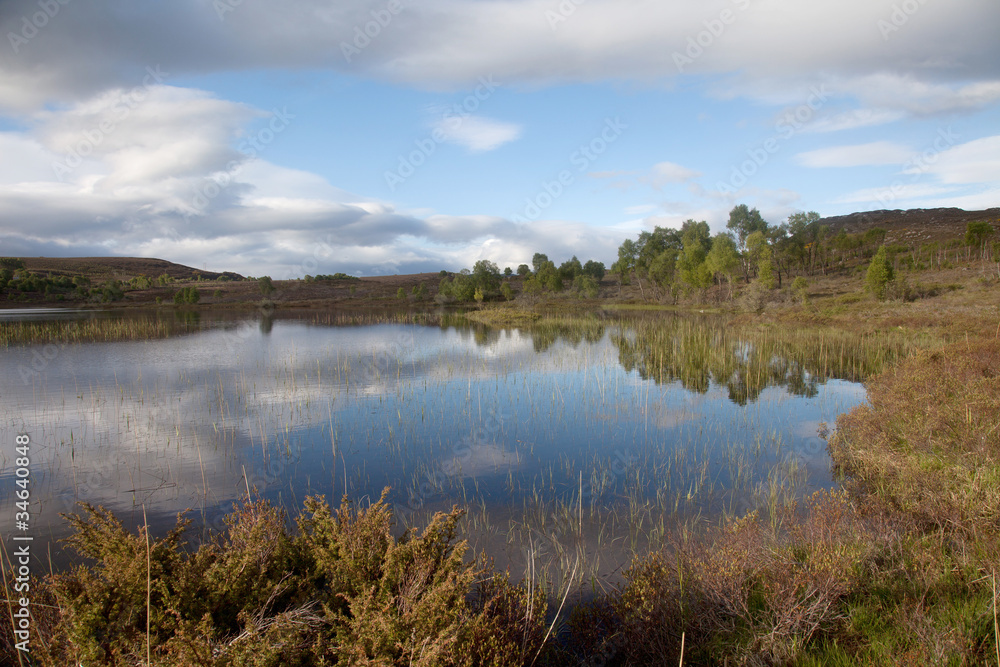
2;491;548;666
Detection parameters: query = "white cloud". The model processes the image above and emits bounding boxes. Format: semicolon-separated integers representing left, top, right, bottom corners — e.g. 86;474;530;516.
801;109;905;134
644;161;702;188
1;0;997;120
907;135;1000;184
832;183;957;205
431;115;522;152
836;74;1000;116
794;141;913;168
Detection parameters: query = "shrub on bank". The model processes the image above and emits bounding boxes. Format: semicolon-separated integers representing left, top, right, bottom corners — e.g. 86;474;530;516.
2;491;549;666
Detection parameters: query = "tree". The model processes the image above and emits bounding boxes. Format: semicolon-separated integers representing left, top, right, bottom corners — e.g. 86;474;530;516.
677;220;713;292
647;249;678;300
616;239;640;297
558;256;583;281
531;253;549;274
573;274;599;298
501;282;514;301
746;231;775;289
786;211;821;271
503;266;513;277
727;204;768;282
472;260;501;295
705;232;740;298
582;260;605;280
173;286;200;305
966;220;994;247
516;264;531;276
536;261;563;291
258;276;275;296
866;245;894;300
727;204;768;252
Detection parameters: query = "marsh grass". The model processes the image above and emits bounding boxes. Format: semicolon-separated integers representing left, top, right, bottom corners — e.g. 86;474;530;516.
830;337;1000;533
0;316;179;346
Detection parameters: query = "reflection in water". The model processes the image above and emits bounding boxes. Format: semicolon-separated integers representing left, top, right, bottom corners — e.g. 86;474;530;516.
0;311;896;590
613;316;910;406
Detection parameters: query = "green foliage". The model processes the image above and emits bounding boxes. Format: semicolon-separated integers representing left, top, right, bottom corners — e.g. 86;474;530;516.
727;204;768;250
0;257;26;271
92;280;125;303
522;276;544;296
396;287;406;299
705;232;740;287
412;282;428;299
503;266;513;277
531;253;549;274
472;259;501;295
677;220;713;290
258;276;275;296
314;273;359;281
862;227;887;247
500;282;514;301
647;249;677;293
473;286;484;302
128;274;153;290
582;259;605;280
965;220;994;247
558;255;583;280
516;264;530;276
173;286;200;305
865;245;894;300
573;273;600;298
535;261;563;292
156;273;173;286
792;276;809;304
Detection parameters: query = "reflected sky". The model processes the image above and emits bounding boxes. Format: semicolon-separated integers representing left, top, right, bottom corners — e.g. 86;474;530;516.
1;312;869;580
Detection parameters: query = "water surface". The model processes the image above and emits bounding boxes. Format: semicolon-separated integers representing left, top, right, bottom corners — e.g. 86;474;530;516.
0;310;879;588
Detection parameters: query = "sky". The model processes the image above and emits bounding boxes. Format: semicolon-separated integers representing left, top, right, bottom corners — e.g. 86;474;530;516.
1;0;998;278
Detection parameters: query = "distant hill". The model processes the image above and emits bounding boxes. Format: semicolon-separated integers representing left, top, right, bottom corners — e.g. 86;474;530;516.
20;257;243;282
817;207;1000;245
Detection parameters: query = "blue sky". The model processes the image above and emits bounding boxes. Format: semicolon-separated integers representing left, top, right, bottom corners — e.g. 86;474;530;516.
1;0;998;277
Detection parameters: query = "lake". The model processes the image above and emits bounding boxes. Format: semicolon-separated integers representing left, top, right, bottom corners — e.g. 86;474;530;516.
0;309;895;591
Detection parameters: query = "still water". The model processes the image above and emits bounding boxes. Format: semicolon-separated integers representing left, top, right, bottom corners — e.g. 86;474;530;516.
1;310;873;587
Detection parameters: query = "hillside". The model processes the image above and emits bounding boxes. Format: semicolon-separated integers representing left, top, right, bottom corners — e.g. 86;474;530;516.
817;206;1000;245
20;256;243;282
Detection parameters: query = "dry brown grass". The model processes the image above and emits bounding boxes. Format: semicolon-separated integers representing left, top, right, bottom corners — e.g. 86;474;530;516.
830;337;1000;534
